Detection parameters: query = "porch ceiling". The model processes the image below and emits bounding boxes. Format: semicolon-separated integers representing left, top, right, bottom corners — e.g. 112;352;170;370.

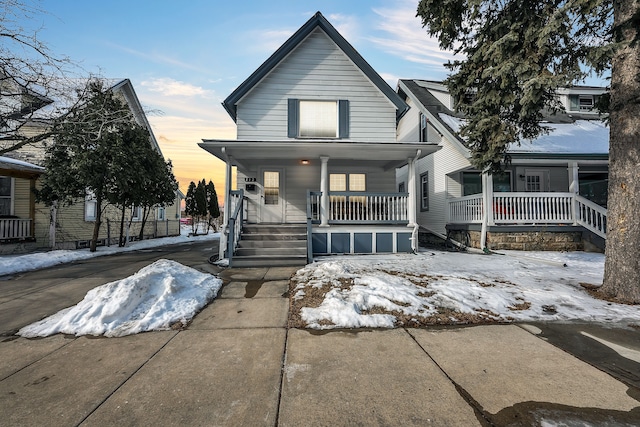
198;139;441;171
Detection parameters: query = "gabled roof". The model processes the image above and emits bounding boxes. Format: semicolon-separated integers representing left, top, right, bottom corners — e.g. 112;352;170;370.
399;79;609;158
223;11;408;122
110;79;162;154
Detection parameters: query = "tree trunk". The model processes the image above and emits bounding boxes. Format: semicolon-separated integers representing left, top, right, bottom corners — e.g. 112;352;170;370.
119;206;126;247
600;0;640;303
90;196;103;252
138;206;150;241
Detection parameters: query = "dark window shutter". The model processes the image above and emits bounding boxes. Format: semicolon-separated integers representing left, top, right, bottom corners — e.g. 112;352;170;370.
288;99;299;138
338;99;349;138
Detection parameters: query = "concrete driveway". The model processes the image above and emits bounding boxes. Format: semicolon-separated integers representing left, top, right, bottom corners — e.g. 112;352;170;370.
0;239;220;336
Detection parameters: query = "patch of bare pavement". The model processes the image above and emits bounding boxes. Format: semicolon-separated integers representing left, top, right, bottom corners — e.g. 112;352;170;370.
0;256;639;425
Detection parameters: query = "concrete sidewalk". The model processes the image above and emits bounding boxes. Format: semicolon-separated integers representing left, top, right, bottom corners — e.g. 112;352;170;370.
1;266;639;426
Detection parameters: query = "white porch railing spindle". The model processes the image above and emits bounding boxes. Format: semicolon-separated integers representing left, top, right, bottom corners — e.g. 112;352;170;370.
0;219;33;239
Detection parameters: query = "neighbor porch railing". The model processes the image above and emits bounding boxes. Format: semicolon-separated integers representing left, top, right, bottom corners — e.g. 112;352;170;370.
0;218;32;240
448;192;607;238
226;189;245;267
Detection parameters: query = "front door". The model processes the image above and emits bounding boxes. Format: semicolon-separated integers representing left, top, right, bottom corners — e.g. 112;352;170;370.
260;169;284;223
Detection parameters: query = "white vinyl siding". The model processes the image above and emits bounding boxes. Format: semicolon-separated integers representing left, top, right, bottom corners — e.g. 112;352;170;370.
236;28;397;142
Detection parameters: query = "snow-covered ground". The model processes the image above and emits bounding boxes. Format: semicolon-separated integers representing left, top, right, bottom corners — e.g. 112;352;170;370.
291;250;640;329
18;259;222;337
6;226;638;337
0;226;219;277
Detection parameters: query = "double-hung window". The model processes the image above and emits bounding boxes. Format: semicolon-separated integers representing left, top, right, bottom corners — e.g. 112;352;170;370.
420;172;429;211
157;207;166;221
0;177;13;216
288;99;349;138
131;206;142;221
85;191;97;221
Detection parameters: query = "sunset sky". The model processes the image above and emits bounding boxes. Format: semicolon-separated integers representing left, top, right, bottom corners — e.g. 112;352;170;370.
32;0;607;205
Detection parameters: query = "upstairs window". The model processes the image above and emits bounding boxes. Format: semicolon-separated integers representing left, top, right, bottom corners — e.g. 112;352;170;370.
419;113;428;142
288;99;349;138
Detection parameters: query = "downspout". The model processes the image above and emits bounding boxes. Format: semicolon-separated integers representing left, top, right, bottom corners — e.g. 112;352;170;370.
480;170;489;251
408;150;421;253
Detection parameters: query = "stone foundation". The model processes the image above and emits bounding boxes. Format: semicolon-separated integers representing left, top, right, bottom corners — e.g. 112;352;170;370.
443;225;594;252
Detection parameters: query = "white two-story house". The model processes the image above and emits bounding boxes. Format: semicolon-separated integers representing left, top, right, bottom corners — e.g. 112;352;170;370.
200;12;440;266
397;79;609;252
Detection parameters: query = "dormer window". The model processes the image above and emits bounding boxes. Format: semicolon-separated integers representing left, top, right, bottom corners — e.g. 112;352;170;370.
288;99;349;138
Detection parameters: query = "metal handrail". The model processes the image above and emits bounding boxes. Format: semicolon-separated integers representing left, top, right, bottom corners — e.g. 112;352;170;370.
306;190;322;264
226;189;245;267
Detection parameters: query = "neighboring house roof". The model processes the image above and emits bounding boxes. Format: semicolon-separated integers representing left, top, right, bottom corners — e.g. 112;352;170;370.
0;156;44;179
110;79;163;154
223;11;409;122
399;79;609;159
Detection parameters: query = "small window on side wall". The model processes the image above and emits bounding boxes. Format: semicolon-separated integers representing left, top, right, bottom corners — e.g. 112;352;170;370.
85;192;97;221
420;172;429;211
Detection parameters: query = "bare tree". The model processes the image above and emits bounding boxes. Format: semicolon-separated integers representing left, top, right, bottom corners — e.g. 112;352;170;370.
0;0;83;155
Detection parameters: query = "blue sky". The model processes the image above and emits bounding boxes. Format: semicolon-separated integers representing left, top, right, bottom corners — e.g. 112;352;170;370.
30;0;456;195
31;0;607;198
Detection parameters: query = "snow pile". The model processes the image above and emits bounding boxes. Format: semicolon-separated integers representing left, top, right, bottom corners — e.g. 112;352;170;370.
0;231;219;277
292;250;639;329
18;259;222;337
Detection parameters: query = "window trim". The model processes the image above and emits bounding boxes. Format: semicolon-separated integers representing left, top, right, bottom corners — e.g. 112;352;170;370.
420;172;429;211
157;206;166;221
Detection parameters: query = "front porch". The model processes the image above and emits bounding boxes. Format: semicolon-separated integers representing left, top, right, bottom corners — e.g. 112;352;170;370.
200;139;440;265
446;192;607;251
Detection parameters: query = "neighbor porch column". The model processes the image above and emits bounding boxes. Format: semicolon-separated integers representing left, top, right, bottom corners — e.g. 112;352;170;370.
568;161;579;225
568;161;579;194
320;156;329;227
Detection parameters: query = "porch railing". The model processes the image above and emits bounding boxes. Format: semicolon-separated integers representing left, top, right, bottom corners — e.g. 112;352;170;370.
226;189;245;267
492;193;574;224
448;194;483;224
328;192;409;224
0;218;32;240
448;192;607;238
575;195;607;238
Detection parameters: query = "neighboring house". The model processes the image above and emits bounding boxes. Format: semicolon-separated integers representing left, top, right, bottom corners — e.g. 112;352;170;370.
200;12;440;266
396;79;608;252
1;79;181;254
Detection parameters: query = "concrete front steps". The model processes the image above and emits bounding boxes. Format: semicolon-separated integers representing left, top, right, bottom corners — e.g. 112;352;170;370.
231;224;308;267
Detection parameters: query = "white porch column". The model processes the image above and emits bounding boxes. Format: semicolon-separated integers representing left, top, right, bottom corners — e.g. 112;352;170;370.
480;170;494;250
220;156;233;259
568;161;579;225
320;156;329;227
407;156;417;226
568;161;579;194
